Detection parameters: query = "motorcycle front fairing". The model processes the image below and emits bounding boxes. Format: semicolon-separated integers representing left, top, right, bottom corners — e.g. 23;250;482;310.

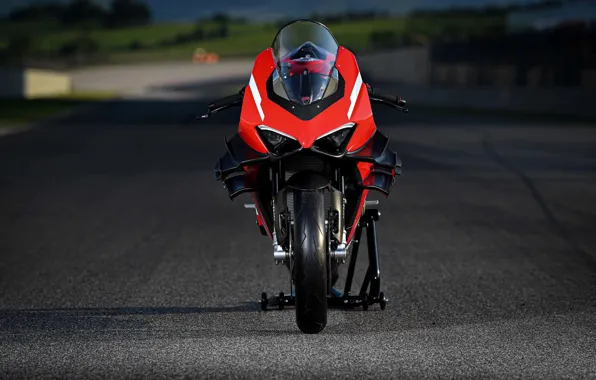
214;22;401;243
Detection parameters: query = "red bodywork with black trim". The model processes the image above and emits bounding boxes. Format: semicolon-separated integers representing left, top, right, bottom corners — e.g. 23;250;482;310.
240;47;375;243
214;45;401;247
240;47;374;154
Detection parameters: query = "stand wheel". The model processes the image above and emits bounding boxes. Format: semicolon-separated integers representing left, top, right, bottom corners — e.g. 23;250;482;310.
260;292;268;311
362;293;369;311
278;292;285;310
379;291;387;310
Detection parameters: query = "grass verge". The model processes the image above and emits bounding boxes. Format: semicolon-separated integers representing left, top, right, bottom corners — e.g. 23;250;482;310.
0;91;116;127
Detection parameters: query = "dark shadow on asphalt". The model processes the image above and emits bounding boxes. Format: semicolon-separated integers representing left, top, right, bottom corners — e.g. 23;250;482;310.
0;301;386;321
0;303;391;338
0;304;259;317
0;305;264;316
0;305;261;335
3;74;579;133
2;301;594;339
147;76;249;97
0;102;507;182
2;73;576;182
1;94;592;188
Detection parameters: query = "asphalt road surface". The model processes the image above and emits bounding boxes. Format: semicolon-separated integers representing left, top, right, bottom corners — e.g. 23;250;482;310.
1;68;596;379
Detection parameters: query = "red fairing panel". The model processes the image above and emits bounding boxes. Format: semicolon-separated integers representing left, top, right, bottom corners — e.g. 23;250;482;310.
239;46;378;244
239;46;377;154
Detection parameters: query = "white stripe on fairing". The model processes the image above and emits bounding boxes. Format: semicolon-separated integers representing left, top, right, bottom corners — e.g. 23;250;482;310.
249;74;264;121
347;72;363;119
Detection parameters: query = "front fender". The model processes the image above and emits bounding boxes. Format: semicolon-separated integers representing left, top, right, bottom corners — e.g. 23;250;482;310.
286;171;331;192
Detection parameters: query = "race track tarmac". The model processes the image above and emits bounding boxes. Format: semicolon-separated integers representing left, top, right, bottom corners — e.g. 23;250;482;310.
1;74;595;379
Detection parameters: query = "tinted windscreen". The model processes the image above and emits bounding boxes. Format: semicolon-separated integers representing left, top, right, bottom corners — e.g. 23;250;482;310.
271;21;340;105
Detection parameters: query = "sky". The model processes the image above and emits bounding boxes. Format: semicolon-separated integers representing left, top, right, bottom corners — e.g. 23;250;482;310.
1;0;541;22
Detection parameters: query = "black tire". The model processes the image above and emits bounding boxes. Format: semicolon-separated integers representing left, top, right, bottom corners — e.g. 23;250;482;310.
292;189;328;334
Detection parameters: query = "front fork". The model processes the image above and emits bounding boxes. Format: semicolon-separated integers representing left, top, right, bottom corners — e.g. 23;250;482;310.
247;167;387;310
256;204;387;310
271;184;348;264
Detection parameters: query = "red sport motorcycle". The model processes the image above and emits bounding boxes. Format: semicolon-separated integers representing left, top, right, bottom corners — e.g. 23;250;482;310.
200;20;408;334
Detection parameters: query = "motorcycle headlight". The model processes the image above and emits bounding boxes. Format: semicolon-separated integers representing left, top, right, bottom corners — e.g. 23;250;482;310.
257;126;301;155
313;123;356;155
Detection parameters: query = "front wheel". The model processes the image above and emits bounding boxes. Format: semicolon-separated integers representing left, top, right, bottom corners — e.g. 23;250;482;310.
292;189;328;334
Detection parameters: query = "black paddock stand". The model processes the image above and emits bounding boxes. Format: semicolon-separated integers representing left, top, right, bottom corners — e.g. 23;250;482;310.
260;208;388;311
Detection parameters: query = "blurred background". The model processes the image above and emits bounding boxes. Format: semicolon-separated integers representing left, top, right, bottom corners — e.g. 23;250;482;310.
0;0;595;123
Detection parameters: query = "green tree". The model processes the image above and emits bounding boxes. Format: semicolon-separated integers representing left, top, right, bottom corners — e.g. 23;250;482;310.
5;34;34;63
211;13;230;24
8;3;66;23
60;0;107;28
106;0;152;28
